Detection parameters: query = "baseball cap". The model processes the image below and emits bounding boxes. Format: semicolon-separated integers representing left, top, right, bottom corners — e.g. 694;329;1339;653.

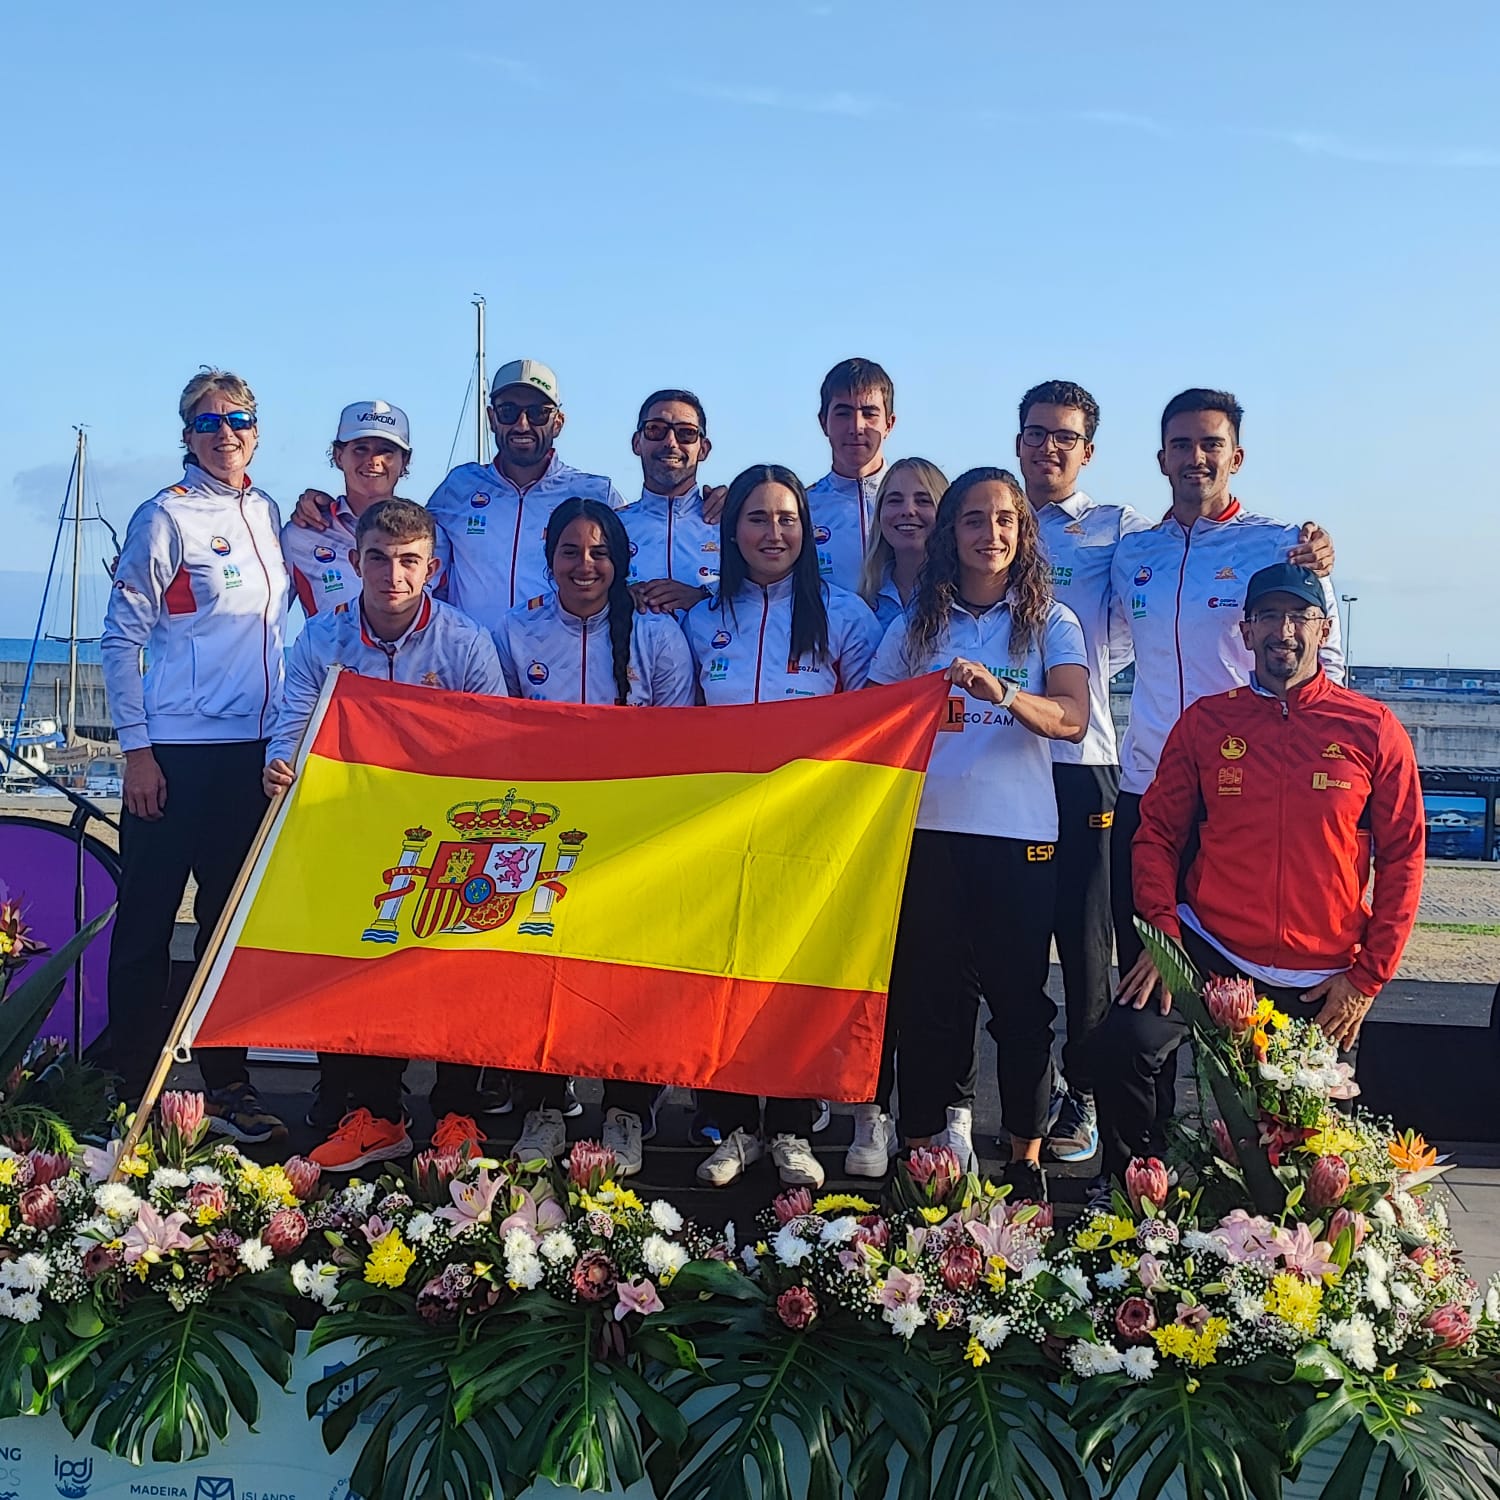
1243;563;1325;614
335;400;411;451
490;358;561;405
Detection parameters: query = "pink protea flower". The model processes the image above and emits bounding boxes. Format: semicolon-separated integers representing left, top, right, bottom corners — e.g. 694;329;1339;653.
851;1214;889;1251
777;1285;818;1331
1210;1117;1240;1165
265;1207;308;1258
82;1244;118;1278
20;1183;61;1229
1327;1208;1367;1252
283;1156;322;1200
772;1187;814;1225
571;1249;618;1302
159;1090;206;1138
905;1145;962;1203
937;1239;983;1292
1115;1296;1157;1342
1125;1157;1170;1215
1424;1303;1475;1351
187;1181;229;1219
26;1151;70;1188
1306;1155;1351;1210
567;1140;617;1192
613;1277;664;1321
1204;975;1259;1035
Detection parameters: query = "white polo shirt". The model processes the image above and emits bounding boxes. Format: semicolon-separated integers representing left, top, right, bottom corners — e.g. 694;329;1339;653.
870;599;1088;841
683;575;882;705
1035;491;1152;768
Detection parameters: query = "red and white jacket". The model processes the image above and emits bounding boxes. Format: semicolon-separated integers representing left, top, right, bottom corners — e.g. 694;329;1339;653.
102;464;289;751
1133;670;1425;996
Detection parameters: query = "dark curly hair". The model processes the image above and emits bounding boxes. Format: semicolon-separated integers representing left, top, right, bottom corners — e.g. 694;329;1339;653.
544;497;635;705
905;467;1054;666
1018;379;1100;442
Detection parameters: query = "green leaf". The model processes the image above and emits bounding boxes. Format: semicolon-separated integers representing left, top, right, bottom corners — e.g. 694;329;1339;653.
669;1258;765;1302
0;907;114;1079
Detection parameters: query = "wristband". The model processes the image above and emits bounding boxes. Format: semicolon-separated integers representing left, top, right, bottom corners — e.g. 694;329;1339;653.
999;677;1020;709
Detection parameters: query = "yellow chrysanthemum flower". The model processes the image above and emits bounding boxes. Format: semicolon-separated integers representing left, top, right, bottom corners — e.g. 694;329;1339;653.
919;1206;948;1224
1266;1273;1323;1335
0;1160;17;1187
814;1193;875;1214
965;1336;990;1368
365;1228;416;1288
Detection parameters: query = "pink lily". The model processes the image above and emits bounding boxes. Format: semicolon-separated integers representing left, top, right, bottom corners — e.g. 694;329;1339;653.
498;1184;566;1243
435;1168;505;1230
964;1203;1039;1272
1215;1209;1288;1267
1279;1223;1338;1281
614;1276;664;1321
121;1202;195;1264
875;1267;925;1311
80;1138;123;1183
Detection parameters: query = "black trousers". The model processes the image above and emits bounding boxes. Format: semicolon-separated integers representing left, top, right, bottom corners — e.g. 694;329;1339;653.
698;1091;814;1140
1051;763;1119;1096
879;830;1057;1142
105;741;266;1100
320;1052;406;1122
1093;925;1355;1180
1108;789;1145;976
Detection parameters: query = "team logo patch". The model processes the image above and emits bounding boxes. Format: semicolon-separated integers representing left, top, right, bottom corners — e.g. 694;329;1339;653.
1321;742;1346;759
1218;767;1243;796
1220;735;1247;761
1215;566;1238;580
1088;812;1114;828
210;536;231;556
1134;566;1152;585
629;542;638;555
1064;521;1085;534
221;565;242;589
1025;844;1055;862
313;544;337;562
701;541;719;552
1313;771;1353;791
813;525;831;544
526;661;549;685
471;492;491;508
1207;596;1240;609
710;629;732;649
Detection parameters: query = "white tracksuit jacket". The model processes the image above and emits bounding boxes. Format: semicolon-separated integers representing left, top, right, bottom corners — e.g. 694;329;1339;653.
618;486;721;597
805;467;883;593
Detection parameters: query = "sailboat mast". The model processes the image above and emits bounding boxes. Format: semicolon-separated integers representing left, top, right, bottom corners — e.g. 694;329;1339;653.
473;294;489;466
66;426;84;743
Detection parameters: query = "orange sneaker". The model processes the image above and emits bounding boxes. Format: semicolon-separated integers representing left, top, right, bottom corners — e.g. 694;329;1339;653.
432;1112;486;1160
309;1109;412;1172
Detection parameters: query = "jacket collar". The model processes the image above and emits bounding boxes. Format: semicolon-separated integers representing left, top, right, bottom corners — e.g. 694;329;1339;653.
638;484;703;517
550;594;612;637
359;592;432;651
1248;667;1331;707
182;462;253;497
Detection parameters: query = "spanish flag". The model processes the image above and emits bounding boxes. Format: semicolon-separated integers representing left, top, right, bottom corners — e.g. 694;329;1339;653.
184;670;948;1100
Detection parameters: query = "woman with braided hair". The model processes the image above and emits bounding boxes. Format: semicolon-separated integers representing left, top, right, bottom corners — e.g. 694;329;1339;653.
491;496;693;1176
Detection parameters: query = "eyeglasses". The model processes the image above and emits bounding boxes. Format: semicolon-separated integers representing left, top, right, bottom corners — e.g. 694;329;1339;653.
638;419;703;445
1019;425;1087;451
492;399;558;425
1247;609;1325;628
190;410;256;434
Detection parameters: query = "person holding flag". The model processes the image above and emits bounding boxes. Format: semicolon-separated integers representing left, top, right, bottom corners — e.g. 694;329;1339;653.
264;498;507;1171
683;464;883;1188
492;497;695;1175
868;467;1090;1202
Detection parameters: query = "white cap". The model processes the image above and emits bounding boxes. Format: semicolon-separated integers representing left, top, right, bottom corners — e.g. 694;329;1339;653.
490;359;561;405
335;400;411;451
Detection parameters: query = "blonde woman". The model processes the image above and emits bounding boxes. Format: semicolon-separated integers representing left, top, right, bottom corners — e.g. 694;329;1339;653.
857;457;948;628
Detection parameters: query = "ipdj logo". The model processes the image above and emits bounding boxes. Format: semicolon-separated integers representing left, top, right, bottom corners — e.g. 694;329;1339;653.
710;629;732;649
1133;565;1152;586
54;1455;93;1498
471;492;491;509
526;661;549;685
313;544;336;562
813;525;831;544
210;536;232;557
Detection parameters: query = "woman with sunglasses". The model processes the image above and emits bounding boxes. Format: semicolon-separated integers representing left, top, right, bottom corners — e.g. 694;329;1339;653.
867;467;1090;1202
682;464;883;1189
493;497;694;1176
101;368;291;1147
857;457;949;628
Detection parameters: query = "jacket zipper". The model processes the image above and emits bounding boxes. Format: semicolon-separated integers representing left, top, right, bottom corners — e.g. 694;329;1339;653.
579;616;589;704
1272;696;1290;968
753;588;770;704
666;503;675;581
239;487;277;737
1172;519;1191;718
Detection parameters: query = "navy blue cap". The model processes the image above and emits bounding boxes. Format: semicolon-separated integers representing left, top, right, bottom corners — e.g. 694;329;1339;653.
1244;563;1325;614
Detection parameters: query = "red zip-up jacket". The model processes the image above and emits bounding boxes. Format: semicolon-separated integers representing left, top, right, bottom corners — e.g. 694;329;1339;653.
1133;670;1424;996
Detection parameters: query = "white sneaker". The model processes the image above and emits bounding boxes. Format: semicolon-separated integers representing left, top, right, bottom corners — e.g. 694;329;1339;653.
600;1108;644;1178
936;1105;977;1173
697;1127;764;1187
513;1107;566;1166
844;1104;897;1178
771;1133;826;1188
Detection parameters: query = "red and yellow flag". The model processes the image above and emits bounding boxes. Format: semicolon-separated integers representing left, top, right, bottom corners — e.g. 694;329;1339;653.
185;671;947;1100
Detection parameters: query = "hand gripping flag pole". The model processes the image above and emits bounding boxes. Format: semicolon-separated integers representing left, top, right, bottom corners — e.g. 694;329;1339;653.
109;667;342;1181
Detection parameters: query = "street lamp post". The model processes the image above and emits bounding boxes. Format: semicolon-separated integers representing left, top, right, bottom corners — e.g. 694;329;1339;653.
1340;594;1358;677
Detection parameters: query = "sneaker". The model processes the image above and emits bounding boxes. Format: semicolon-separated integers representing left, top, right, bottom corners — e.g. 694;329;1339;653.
305;1085;352;1132
771;1133;825;1189
1000;1158;1048;1205
844;1104;897;1178
600;1108;644;1177
513;1107;567;1166
696;1127;764;1187
309;1109;411;1172
429;1078;512;1119
560;1079;584;1120
935;1105;977;1173
811;1099;831;1134
1045;1092;1099;1163
205;1085;287;1145
432;1112;486;1160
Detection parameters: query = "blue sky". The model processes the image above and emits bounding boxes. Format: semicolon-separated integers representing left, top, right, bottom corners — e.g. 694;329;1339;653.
5;2;1498;665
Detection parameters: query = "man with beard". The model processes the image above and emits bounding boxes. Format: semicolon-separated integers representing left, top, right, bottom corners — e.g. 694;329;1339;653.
1093;563;1423;1183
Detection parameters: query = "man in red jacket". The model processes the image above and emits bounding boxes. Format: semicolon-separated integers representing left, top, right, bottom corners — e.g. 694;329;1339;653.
1094;562;1424;1183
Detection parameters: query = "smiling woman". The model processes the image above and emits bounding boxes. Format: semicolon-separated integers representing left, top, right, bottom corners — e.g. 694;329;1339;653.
98;367;291;1147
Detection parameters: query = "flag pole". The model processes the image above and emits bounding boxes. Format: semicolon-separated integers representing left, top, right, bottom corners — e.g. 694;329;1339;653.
109;669;342;1179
